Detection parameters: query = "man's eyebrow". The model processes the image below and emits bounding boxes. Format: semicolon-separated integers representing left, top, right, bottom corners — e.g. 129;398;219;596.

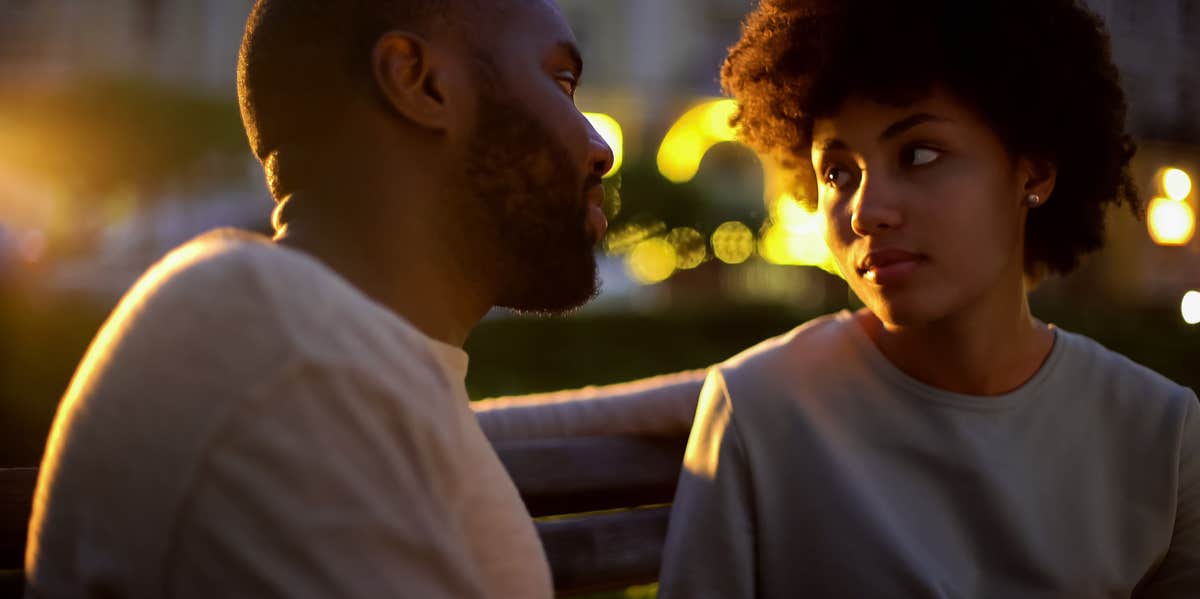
880;113;948;141
555;41;583;77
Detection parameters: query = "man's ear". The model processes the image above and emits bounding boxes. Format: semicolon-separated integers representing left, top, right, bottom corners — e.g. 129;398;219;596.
1019;156;1058;207
372;31;449;130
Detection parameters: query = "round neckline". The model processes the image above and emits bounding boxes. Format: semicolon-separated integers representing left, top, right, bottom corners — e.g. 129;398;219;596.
837;310;1065;412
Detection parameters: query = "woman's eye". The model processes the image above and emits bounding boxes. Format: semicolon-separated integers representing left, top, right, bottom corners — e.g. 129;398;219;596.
824;167;854;189
906;147;941;167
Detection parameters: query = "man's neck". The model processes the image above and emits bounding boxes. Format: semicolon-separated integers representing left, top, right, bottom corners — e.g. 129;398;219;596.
274;206;492;348
860;280;1054;397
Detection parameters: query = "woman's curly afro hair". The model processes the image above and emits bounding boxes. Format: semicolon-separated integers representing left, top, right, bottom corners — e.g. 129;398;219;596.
722;0;1141;276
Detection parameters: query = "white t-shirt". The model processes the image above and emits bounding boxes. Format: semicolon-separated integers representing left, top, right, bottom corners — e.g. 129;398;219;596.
660;311;1200;598
26;229;552;599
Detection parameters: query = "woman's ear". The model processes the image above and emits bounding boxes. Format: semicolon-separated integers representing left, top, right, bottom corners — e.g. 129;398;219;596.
372;31;450;131
1019;156;1058;208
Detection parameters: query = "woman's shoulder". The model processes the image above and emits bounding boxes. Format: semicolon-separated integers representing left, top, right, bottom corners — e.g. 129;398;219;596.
1051;327;1197;410
716;310;862;386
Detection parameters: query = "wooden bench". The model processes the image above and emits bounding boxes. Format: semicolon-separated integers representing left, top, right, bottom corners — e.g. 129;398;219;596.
0;434;686;597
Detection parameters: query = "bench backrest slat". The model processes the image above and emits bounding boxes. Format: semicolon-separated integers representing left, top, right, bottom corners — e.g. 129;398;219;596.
495;435;685;517
538;506;670;596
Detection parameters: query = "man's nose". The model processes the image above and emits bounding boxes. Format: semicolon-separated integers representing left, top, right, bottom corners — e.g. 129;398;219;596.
586;123;615;178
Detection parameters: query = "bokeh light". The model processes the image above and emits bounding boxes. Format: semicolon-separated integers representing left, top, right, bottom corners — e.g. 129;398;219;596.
666;227;707;270
584;112;624;178
1183;291;1200;325
1162;167;1193;202
604;220;667;255
757;194;840;275
712;221;755;265
1147;197;1196;246
657;99;740;183
626;237;678;284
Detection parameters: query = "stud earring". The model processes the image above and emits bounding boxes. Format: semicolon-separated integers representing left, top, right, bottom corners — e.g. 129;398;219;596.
1025;194;1041;208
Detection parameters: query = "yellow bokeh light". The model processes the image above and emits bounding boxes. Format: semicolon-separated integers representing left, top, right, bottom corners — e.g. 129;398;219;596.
712;221;755;265
666;227;707;269
1147;197;1196;246
584;112;624;178
757;194;841;275
702;100;739;142
604;220;667;255
657;99;741;184
1162;167;1193;202
627;238;678;284
1183;291;1200;325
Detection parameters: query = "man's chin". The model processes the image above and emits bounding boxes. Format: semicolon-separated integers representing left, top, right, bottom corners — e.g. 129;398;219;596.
497;260;601;315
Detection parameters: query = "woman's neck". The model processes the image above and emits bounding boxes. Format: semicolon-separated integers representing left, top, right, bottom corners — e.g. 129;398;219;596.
858;289;1055;396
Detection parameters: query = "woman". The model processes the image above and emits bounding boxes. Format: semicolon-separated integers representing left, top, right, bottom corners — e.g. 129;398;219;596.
475;0;1197;595
652;0;1199;597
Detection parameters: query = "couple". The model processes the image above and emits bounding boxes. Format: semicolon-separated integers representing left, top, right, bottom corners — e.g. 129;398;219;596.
26;0;1200;597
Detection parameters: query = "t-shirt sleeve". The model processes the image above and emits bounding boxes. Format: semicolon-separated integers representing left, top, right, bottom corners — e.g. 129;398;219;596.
1138;390;1200;598
163;360;489;599
472;369;708;442
657;368;756;599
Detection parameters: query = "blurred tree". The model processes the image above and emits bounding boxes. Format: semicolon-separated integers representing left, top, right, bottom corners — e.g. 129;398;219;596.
0;78;247;201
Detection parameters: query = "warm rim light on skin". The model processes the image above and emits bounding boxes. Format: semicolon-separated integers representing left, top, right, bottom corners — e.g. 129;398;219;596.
1183;291;1200;325
657;99;741;183
1162;167;1194;202
1147;197;1197;246
584;112;623;178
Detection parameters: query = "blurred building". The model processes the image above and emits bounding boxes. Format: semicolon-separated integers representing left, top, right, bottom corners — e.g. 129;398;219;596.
1085;0;1200;142
1077;1;1200;307
0;0;252;95
0;0;1197;311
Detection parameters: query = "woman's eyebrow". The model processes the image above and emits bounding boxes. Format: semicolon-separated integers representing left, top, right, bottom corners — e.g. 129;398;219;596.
879;113;950;141
813;139;849;155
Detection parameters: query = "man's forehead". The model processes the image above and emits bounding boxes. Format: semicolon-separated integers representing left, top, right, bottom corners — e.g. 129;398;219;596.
497;0;576;44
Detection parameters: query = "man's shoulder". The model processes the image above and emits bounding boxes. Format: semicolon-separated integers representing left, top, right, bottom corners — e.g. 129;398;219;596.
110;228;393;356
128;228;319;309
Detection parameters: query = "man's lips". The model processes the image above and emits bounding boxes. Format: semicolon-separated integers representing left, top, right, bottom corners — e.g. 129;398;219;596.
585;184;607;241
857;249;925;284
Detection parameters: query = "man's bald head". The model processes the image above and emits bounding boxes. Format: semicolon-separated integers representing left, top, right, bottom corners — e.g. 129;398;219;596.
238;0;489;198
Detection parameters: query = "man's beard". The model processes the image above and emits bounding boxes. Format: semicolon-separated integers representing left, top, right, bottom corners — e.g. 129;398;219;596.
462;94;601;315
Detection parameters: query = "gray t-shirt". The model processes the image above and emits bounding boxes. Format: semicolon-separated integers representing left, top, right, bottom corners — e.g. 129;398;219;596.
660;311;1200;598
26;230;552;599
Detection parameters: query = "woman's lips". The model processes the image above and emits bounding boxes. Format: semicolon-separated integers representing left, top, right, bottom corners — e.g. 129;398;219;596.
858;250;925;285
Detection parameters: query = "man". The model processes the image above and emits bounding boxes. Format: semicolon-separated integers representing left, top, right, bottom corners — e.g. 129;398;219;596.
25;0;612;596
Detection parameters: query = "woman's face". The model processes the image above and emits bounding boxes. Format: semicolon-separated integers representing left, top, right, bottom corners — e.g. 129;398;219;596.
812;90;1042;327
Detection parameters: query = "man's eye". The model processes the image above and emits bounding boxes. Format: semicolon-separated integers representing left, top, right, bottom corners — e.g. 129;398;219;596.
556;75;578;97
905;147;941;167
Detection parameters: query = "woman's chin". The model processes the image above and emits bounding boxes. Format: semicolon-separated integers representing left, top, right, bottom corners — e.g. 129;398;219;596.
863;295;949;330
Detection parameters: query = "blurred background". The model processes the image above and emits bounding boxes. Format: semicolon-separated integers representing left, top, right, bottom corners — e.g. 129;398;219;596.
0;1;1196;597
0;0;1197;505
